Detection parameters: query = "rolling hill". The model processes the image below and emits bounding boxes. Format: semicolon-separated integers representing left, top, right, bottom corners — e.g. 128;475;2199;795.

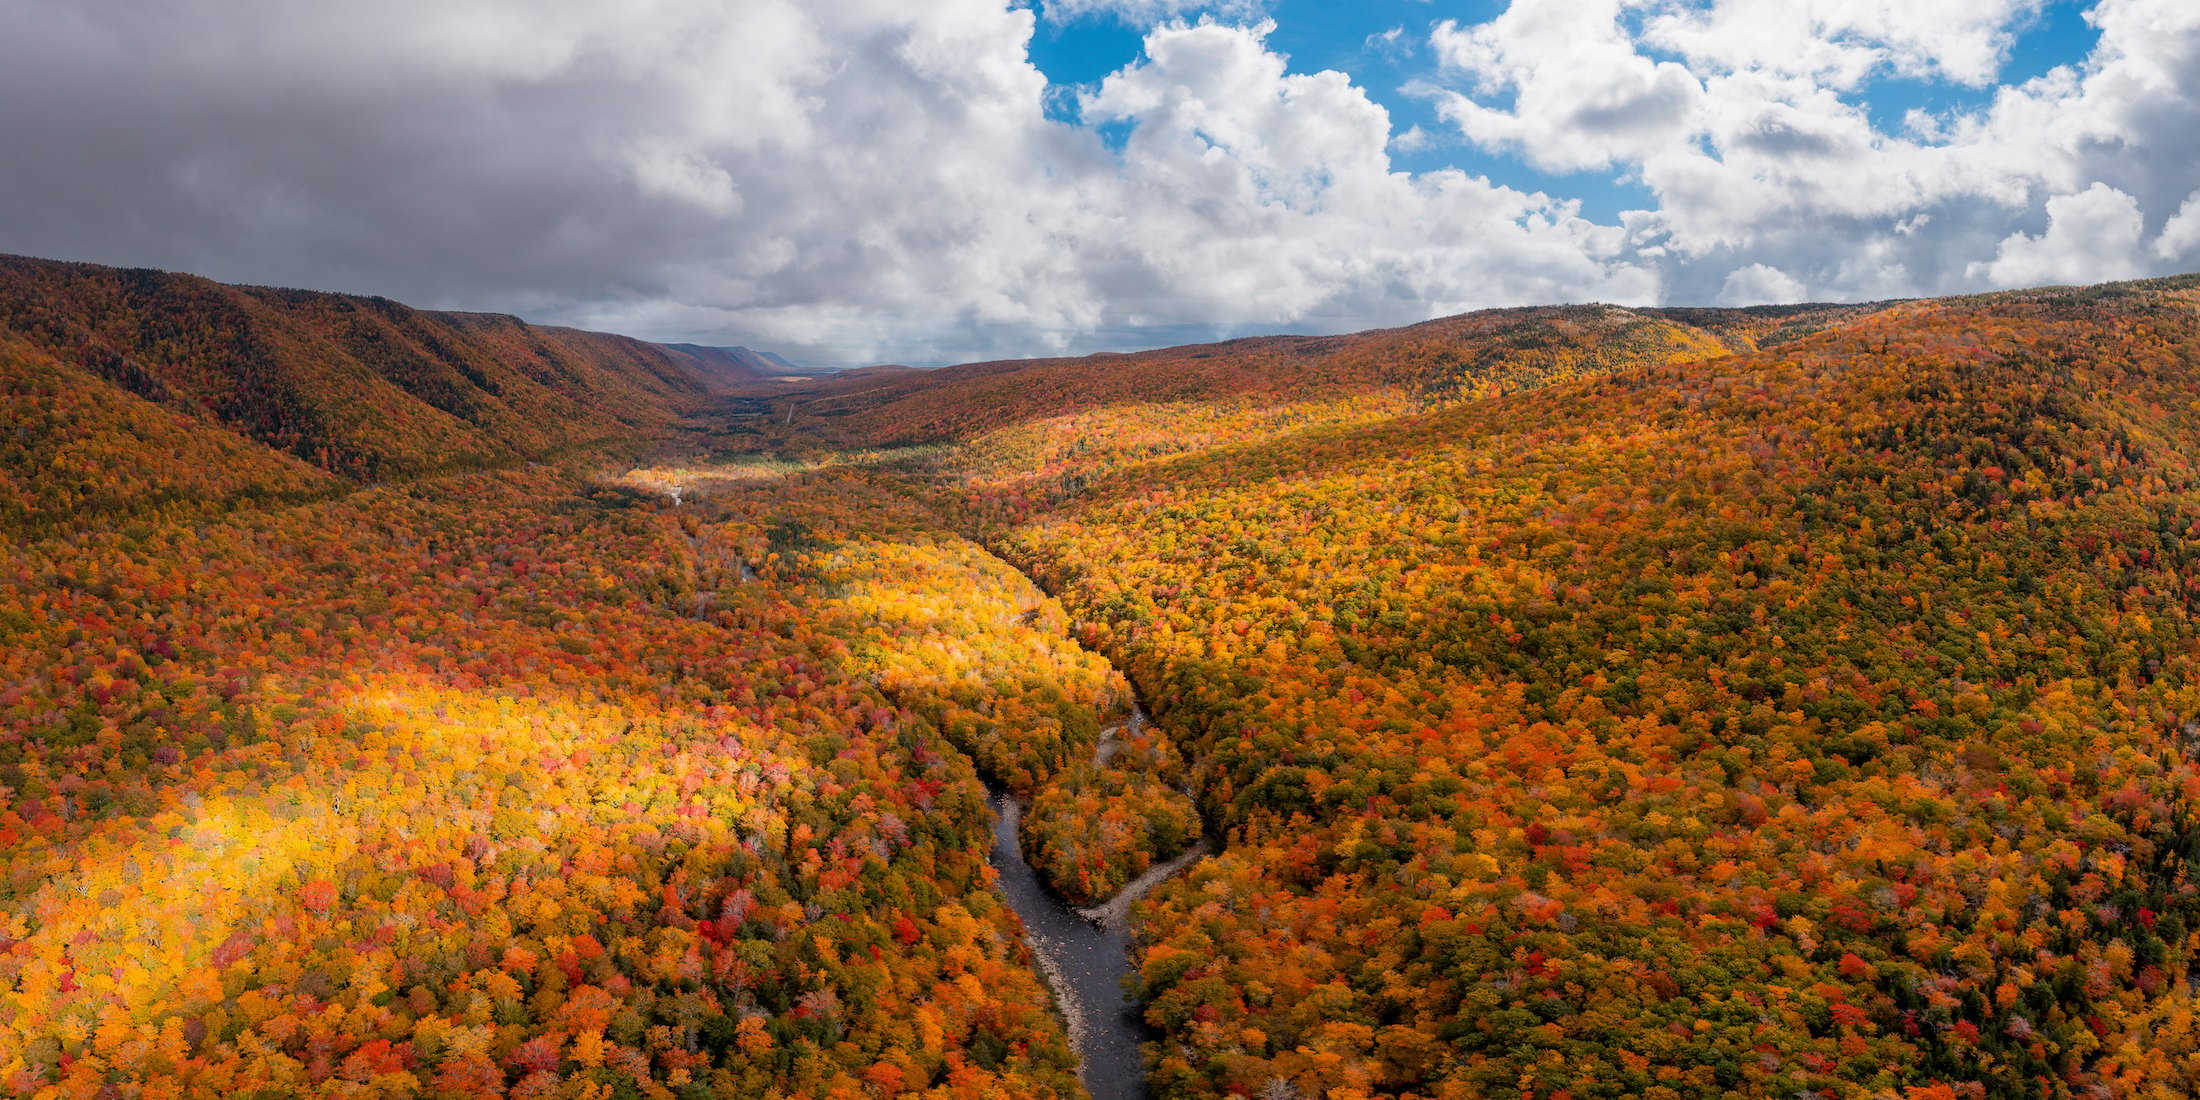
774;300;1886;444
837;275;2200;1100
0;255;779;529
8;256;2200;1100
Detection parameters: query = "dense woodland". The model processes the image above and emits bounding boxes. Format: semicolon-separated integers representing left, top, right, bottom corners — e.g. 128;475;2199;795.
0;455;1155;1098
0;255;760;531
790;276;2200;1099
8;253;2200;1099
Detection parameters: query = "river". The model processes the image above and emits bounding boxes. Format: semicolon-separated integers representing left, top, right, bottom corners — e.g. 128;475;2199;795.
987;790;1153;1100
982;702;1227;1100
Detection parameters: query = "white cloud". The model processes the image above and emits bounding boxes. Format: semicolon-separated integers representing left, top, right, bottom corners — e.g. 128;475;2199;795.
1430;0;1705;173
1366;26;1411;57
0;0;2193;365
1968;183;2146;285
1071;21;1657;326
1717;262;1809;305
2159;189;2200;261
2;2;1677;365
1428;0;2200;301
1042;0;1268;25
1643;0;2047;88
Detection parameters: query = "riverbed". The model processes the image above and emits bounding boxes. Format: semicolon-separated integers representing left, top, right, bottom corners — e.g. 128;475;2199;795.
987;791;1153;1100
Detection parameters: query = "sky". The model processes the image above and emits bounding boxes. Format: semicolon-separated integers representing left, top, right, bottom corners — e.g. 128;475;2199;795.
1;1;2196;367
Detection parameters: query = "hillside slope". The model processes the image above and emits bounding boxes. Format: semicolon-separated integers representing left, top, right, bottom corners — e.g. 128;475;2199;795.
0;335;343;530
782;301;1881;444
762;302;1885;524
0;255;758;504
16;247;2200;1100
817;276;2200;1099
0;461;1115;1099
663;343;805;378
0;256;1113;1100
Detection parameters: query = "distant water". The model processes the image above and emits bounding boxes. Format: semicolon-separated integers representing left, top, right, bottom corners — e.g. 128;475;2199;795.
987;789;1153;1100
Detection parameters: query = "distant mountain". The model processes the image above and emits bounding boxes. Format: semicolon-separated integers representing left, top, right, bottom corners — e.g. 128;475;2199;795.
661;343;807;379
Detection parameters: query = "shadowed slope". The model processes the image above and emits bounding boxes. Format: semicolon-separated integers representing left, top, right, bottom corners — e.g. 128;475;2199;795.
0;255;744;492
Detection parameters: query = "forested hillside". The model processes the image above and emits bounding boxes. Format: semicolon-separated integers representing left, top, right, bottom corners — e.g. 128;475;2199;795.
0;334;342;530
0;256;765;529
770;302;1880;525
834;277;2200;1099
0;454;1145;1097
11;256;2200;1100
783;301;1878;444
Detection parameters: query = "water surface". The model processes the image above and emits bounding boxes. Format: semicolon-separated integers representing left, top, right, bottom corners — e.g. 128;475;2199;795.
987;791;1152;1100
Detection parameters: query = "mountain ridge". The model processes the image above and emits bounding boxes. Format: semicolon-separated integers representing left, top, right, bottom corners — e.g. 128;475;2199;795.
660;342;807;379
0;253;783;528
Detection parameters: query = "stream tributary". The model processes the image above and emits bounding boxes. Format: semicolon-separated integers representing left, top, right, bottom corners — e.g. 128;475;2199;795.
982;705;1221;1100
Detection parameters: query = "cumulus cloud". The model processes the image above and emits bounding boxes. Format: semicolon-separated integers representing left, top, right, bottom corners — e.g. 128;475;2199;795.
1431;0;1705;173
1717;263;1809;305
1968;183;2147;286
1040;0;1267;26
0;0;1085;363
1076;22;1656;327
1643;0;2047;88
0;2;1668;365
1429;0;2200;304
2159;190;2200;261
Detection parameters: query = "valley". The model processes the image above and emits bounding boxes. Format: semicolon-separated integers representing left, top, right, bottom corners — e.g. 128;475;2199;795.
7;254;2200;1100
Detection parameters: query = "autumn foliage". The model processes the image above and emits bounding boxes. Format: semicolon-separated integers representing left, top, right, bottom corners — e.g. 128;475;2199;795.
814;277;2200;1099
0;457;1112;1096
0;253;754;526
12;250;2200;1100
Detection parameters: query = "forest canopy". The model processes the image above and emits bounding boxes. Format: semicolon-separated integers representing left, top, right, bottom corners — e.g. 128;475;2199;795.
8;254;2200;1099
